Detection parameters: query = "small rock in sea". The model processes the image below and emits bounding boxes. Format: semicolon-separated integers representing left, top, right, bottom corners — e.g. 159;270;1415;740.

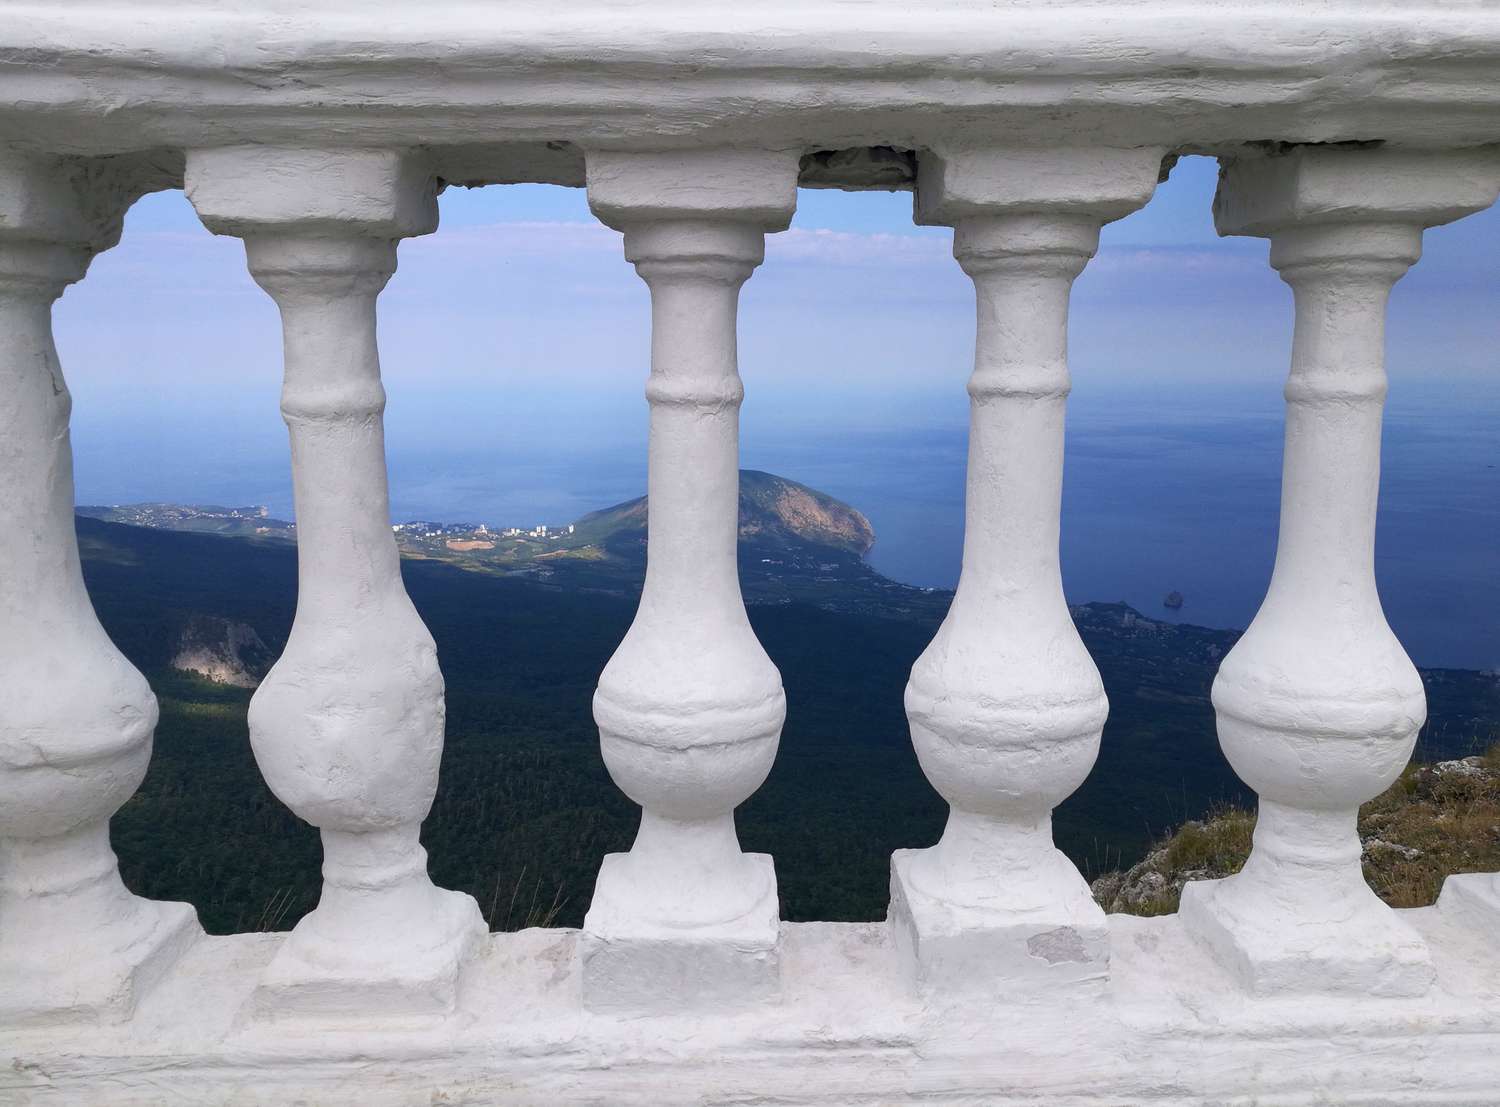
1163;591;1184;610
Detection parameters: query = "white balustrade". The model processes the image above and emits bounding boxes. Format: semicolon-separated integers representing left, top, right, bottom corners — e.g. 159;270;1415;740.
1179;146;1500;996
0;153;202;1026
184;147;486;1019
3;6;1500;1093
889;146;1163;994
580;148;797;1013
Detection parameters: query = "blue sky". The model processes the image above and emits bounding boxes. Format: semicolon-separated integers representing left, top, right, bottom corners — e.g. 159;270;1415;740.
49;153;1499;531
55;155;1500;451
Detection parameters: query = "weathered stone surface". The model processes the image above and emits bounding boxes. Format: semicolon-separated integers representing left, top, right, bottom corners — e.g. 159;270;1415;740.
0;153;202;1028
1181;148;1500;999
2;5;1499;1101
7;919;1500;1104
170;615;274;688
892;147;1162;995
581;149;796;1013
7;4;1500;155
185;146;484;1022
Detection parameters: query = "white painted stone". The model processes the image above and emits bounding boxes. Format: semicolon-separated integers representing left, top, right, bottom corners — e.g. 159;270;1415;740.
915;146;1165;224
7;913;1500;1105
1438;873;1500;934
1;6;1499;1098
0;153;201;1026
891;146;1163;996
185;147;485;1020
9;5;1500;155
1179;147;1500;999
581;148;797;1014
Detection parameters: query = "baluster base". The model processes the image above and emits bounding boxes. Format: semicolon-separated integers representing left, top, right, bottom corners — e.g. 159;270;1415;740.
0;820;203;1026
888;847;1109;996
1179;799;1434;997
250;886;486;1022
0;896;200;1027
1180;874;1433;997
580;851;781;1014
1436;872;1500;933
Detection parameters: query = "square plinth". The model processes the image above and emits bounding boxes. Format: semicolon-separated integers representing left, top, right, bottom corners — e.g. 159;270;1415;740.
1437;872;1500;932
1179;876;1434;997
0;898;200;1027
580;852;782;1015
887;849;1109;997
249;891;486;1022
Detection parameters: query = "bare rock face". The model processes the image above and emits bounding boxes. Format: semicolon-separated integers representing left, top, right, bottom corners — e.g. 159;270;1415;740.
569;470;876;559
737;470;875;556
170;615;274;688
1092;809;1259;916
1092;848;1187;915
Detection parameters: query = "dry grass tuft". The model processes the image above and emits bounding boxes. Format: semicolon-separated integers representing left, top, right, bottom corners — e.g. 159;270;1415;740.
1094;743;1500;916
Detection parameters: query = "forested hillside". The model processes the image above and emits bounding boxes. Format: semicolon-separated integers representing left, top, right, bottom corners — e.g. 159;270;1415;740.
79;514;1500;934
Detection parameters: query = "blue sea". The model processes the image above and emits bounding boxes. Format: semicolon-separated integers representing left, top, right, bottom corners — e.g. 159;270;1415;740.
758;380;1499;672
71;376;1498;671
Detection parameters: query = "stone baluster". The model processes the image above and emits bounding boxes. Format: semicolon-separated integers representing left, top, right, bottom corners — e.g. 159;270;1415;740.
1180;147;1500;996
0;153;201;1025
888;147;1163;995
185;147;484;1019
580;148;797;1013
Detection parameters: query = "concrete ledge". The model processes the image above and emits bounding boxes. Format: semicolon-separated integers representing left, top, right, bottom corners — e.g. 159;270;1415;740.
5;910;1500;1105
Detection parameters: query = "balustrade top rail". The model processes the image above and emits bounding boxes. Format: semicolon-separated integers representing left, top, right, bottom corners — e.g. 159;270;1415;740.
3;3;1500;1105
2;1;1500;168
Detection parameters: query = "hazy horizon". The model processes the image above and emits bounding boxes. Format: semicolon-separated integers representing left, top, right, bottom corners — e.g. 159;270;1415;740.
50;154;1500;670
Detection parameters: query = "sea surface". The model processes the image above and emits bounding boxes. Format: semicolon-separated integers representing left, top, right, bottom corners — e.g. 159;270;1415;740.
758;380;1499;672
71;377;1498;670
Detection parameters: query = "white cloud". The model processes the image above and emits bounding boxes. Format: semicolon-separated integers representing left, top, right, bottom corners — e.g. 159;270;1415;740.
111;219;1279;288
409;220;620;259
1088;244;1268;277
769;227;952;267
415;220;956;269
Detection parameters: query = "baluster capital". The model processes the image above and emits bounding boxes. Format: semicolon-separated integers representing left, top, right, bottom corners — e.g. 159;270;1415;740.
0;151;171;291
620;220;768;287
585;146;799;233
0;152;132;248
914;144;1167;228
1213;146;1500;241
239;234;398;307
946;213;1101;282
184;145;438;241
